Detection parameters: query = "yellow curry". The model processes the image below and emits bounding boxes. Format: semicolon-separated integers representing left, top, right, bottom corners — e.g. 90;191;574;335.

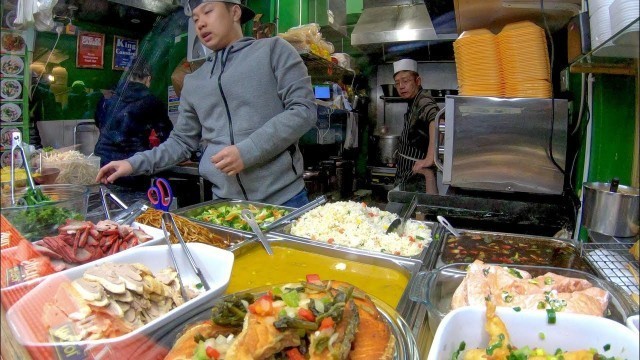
227;245;410;307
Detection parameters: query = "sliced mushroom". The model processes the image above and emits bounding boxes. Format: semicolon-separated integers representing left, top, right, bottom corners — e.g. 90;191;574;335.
84;264;125;294
72;278;105;302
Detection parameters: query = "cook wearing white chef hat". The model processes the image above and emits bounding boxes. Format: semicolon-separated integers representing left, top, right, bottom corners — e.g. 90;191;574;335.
392;58;440;193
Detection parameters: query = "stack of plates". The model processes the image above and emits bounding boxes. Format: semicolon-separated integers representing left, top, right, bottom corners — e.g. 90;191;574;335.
497;21;552;98
610;0;639;46
453;29;503;97
589;0;614;48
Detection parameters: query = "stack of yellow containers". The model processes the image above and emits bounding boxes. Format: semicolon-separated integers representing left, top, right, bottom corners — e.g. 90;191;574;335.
453;29;503;97
497;21;552;98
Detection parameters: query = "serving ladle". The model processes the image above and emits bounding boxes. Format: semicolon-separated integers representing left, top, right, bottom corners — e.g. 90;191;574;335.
241;209;274;255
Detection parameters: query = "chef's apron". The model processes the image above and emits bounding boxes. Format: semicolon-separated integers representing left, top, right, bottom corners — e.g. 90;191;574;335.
395;89;437;187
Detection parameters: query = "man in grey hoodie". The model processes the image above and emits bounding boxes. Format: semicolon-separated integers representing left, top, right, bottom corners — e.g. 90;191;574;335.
96;0;317;206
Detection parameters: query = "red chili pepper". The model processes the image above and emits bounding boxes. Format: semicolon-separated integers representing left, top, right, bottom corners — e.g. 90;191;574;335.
206;346;220;359
286;348;305;360
306;274;321;283
298;308;316;322
319;317;335;330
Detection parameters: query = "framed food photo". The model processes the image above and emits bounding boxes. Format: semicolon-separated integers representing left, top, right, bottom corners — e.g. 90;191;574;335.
0;31;26;55
112;36;138;70
1;54;25;77
0;102;23;124
76;31;105;69
0;79;23;101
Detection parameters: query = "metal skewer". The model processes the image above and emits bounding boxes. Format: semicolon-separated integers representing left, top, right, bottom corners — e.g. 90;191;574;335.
162;212;211;291
160;215;190;301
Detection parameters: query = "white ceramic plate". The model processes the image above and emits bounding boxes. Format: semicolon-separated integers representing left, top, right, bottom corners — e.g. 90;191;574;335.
0;54;23;76
6;242;234;349
428;306;639;360
0;32;26;54
0;102;21;122
1;79;22;100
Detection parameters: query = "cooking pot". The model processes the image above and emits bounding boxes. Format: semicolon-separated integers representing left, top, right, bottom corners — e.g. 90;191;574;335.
376;135;400;165
582;179;639;237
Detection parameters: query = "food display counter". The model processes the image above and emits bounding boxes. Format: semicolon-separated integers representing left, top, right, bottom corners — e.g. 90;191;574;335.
1;188;639;359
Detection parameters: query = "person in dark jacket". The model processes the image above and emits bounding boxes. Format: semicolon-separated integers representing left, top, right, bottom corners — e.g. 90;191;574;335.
94;58;173;190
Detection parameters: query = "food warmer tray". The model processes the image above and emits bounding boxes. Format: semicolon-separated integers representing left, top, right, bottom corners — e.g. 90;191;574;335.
431;228;597;274
580;231;639;301
173;199;295;237
269;220;441;264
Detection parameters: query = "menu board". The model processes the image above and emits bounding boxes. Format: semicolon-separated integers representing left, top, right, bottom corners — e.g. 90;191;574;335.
76;31;105;69
0;30;26;126
112;36;138;70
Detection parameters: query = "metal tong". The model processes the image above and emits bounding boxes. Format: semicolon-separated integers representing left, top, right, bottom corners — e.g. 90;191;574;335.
437;215;461;237
99;186;129;220
110;200;149;225
387;195;418;235
10;131;36;205
262;195;328;231
162;212;211;293
241;209;274;255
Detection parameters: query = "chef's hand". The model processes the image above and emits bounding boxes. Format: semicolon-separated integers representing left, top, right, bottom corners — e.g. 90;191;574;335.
211;145;245;176
96;160;133;184
412;157;434;173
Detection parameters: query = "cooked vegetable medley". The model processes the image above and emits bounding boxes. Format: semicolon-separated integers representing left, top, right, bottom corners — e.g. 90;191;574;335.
193;204;289;231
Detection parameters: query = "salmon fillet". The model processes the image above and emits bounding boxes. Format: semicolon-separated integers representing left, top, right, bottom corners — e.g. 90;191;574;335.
452;260;609;317
225;313;301;360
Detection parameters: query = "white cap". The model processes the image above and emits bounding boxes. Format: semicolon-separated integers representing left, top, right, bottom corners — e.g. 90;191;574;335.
393;59;418;76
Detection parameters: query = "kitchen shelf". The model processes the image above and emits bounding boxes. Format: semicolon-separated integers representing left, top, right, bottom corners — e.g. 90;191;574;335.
298;50;355;83
570;17;639;75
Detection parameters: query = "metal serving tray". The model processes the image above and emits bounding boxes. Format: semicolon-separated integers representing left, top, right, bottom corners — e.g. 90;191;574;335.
231;234;423;316
432;228;596;274
174;199;295;237
269;220;441;264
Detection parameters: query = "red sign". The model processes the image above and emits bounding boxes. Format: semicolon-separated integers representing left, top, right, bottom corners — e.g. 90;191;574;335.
76;31;104;69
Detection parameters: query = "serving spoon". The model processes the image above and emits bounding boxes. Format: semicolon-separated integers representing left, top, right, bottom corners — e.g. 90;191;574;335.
241;209;274;255
387;195;418;235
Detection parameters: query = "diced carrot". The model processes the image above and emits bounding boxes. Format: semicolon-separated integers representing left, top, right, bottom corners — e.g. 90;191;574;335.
206;346;220;359
319;317;335;330
286;348;305;360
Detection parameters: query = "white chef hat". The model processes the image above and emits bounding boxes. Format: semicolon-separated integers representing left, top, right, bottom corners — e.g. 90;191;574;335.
393;59;418;76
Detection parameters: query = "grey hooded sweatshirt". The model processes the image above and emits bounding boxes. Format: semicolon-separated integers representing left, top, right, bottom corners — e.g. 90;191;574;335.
127;37;317;204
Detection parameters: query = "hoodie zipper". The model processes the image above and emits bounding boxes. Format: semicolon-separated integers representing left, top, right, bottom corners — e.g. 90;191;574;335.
217;46;249;200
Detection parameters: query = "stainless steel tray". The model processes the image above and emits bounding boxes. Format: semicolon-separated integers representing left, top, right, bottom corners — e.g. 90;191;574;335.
174;199;295;237
231;234;423;315
432;228;596;274
269;220;440;264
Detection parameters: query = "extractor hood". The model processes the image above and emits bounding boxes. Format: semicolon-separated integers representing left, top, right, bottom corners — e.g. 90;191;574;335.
108;0;181;15
351;0;457;46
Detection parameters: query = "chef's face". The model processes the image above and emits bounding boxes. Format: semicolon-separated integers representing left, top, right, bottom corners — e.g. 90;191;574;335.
192;2;242;51
394;71;421;99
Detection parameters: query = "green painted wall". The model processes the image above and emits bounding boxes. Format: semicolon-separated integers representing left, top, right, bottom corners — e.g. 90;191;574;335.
346;0;363;14
276;0;309;33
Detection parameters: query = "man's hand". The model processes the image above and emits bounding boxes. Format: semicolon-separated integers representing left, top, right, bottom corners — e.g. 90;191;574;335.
211;145;245;176
96;160;133;184
412;157;434;173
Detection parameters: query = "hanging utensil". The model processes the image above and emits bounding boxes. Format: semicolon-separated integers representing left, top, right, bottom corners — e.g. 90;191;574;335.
10;131;36;205
241;209;274;255
160;215;189;302
437;215;461;237
263;195;328;231
387;195;418;235
163;212;210;291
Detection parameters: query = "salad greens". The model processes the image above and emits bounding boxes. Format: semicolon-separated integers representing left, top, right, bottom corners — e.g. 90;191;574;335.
5;187;82;241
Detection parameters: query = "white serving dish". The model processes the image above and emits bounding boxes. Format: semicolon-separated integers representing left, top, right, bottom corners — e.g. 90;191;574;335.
428;306;639;360
0;223;165;309
627;314;639;334
6;243;234;351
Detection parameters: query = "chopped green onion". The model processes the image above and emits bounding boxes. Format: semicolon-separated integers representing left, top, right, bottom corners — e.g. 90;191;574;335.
546;309;556;324
451;341;466;360
272;287;283;297
483;268;490;277
528;279;539;285
485;334;505;355
416;235;425;240
508;268;523;279
544;277;554;285
603;344;611;351
538;332;545;340
537;301;546;309
195;283;203;289
281;290;300;308
513;307;521;312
